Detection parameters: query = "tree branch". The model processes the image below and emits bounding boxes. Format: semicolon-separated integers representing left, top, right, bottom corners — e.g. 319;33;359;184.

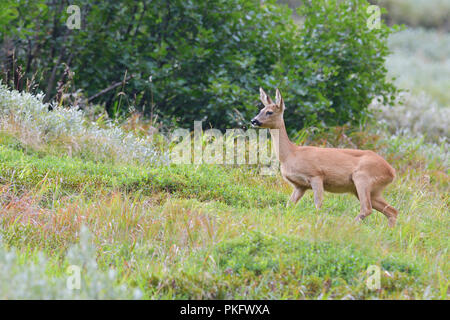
87;74;134;102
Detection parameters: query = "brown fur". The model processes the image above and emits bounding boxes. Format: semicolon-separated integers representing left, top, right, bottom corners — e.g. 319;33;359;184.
251;88;398;227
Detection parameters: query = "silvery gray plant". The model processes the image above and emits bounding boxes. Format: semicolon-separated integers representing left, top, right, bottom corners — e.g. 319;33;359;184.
0;226;142;299
0;83;166;166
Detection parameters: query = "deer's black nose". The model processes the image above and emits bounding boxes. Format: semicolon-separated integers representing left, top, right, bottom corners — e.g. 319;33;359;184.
251;118;261;127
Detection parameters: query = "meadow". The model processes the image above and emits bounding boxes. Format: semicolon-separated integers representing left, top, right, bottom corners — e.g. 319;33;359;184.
0;77;448;299
0;1;449;300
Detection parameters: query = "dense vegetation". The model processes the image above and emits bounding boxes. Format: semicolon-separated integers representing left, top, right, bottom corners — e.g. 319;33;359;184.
0;0;448;300
0;84;448;299
282;0;450;31
1;0;397;131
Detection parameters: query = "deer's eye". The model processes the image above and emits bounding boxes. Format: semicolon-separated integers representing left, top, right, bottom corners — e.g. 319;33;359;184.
266;111;273;116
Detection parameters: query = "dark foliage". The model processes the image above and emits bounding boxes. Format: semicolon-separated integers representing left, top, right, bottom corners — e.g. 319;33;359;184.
0;0;398;132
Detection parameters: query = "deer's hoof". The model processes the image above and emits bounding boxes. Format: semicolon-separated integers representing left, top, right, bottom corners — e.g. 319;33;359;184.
388;217;397;228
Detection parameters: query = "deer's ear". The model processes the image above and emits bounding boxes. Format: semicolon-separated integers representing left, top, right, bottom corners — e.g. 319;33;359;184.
275;88;285;110
259;87;273;106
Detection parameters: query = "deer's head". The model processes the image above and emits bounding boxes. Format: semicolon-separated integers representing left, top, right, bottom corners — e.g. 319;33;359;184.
251;87;285;129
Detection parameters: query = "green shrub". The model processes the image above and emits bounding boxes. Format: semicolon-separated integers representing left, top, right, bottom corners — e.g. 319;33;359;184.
1;0;397;131
214;232;374;281
211;232;423;298
381;257;420;276
285;0;398;129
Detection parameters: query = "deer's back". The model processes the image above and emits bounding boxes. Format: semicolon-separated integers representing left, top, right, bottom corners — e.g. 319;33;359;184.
281;146;395;193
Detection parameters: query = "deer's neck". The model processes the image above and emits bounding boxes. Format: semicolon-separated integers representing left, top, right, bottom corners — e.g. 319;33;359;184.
269;120;295;163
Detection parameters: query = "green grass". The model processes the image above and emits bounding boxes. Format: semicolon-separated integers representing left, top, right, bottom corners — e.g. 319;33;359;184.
0;68;448;299
0;128;448;299
0;135;286;209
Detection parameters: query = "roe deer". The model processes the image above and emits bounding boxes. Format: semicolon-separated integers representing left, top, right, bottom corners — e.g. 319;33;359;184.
251;88;398;227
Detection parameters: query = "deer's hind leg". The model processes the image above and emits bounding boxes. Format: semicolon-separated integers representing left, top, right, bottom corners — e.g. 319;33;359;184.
371;192;398;227
287;186;306;207
352;172;373;222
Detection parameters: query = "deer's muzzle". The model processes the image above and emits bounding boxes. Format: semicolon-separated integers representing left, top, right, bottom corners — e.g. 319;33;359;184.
251;118;261;127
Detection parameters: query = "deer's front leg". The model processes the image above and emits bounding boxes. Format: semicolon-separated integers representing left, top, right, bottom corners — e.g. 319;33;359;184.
310;177;324;209
287;187;306;207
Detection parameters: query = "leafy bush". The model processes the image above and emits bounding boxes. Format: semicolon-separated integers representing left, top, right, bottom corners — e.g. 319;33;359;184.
1;0;397;131
283;0;450;30
281;0;398;129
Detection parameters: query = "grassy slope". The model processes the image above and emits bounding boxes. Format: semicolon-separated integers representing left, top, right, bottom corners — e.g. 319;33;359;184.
0;128;448;299
0;17;449;298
